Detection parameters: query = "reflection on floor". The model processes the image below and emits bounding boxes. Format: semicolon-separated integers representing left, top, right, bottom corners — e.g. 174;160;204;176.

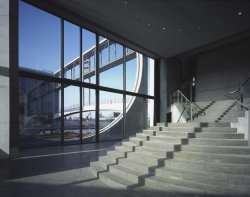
0;141;131;197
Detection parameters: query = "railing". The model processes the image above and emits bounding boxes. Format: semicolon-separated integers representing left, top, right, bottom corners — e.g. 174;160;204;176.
225;74;250;110
170;90;203;122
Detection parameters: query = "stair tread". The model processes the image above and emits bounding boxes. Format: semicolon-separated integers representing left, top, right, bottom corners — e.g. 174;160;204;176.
157;166;250;180
111;164;147;177
146;176;205;192
100;171;137;186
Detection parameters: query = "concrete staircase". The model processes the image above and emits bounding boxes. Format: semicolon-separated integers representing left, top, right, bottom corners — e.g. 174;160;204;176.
90;122;250;196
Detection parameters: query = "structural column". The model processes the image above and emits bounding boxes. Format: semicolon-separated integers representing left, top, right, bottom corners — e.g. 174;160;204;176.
0;0;19;159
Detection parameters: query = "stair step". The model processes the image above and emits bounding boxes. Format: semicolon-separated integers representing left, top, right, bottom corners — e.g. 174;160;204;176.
150;136;188;144
129;137;145;146
107;150;126;159
174;151;250;164
156;166;250;188
133;186;174;197
181;145;250;155
162;127;201;133
99;171;137;190
136;133;150;140
200;127;237;133
149;126;162;131
135;145;173;155
156;131;195;138
145;176;204;194
143;129;157;136
126;151;168;165
118;158;155;174
89;161;106;177
166;159;250;175
188;138;248;146
167;122;201;128
122;141;139;148
143;141;181;151
115;145;134;154
195;132;244;139
109;164;147;183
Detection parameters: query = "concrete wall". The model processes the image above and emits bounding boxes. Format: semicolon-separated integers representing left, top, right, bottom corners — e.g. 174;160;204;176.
0;0;10;159
196;38;250;101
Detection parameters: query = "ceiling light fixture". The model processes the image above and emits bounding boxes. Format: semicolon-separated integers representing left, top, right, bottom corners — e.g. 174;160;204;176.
147;23;151;26
124;1;128;5
238;11;242;16
162;27;166;30
178;29;182;32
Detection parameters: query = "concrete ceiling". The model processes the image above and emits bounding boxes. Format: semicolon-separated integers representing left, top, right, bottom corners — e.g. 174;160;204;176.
53;0;250;58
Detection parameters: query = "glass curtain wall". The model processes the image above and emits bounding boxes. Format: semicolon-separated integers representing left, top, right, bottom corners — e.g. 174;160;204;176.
18;1;155;148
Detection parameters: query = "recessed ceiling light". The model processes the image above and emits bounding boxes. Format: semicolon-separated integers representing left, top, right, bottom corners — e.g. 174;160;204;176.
162;27;166;30
178;29;182;32
238;11;242;16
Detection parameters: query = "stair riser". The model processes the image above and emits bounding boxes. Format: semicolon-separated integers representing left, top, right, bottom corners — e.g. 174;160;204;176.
174;153;250;164
127;153;164;166
155;169;228;187
129;139;143;146
156;132;194;138
144;178;204;194
109;166;140;183
201;128;237;133
119;160;151;174
107;151;125;159
150;137;187;144
188;139;248;146
99;174;127;190
167;161;250;175
156;168;250;187
162;127;200;133
181;146;250;155
195;133;244;139
135;146;172;155
143;130;156;136
142;141;180;150
136;134;150;141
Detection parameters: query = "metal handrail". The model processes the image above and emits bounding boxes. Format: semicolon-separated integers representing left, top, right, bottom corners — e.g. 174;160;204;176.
227;74;250;94
225;74;250;110
171;90;203;122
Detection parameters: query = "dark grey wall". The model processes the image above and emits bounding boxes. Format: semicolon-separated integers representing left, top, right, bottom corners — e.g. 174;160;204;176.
196;37;250;101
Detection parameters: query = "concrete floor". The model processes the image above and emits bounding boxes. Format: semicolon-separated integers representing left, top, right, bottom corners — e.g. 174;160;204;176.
0;141;130;197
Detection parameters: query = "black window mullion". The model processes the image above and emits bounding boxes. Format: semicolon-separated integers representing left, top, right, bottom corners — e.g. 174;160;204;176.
60;19;64;145
96;35;100;143
79;27;83;144
123;46;126;139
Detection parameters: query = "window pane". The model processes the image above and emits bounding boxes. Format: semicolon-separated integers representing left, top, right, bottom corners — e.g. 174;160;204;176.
64;85;80;144
148;99;154;127
125;96;147;138
64;21;80;80
99;91;123;141
82;29;96;84
19;1;61;76
126;48;138;92
19;77;61;148
148;58;155;96
82;88;96;143
99;38;124;90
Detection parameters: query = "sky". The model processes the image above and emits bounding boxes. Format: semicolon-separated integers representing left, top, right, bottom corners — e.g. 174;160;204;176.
19;1;152;108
